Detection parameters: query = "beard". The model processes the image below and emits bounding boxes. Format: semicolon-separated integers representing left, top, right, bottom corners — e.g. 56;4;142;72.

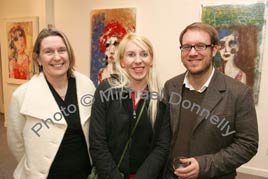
187;62;213;77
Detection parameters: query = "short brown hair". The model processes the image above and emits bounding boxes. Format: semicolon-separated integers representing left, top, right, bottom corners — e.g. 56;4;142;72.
179;22;219;46
32;28;75;77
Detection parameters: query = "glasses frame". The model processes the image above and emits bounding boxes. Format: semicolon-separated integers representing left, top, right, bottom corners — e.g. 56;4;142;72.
180;43;214;53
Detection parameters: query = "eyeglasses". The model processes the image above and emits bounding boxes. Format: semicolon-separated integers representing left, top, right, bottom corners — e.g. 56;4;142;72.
180;43;214;52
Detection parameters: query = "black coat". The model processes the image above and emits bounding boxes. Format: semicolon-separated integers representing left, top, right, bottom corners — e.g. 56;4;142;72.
89;79;171;179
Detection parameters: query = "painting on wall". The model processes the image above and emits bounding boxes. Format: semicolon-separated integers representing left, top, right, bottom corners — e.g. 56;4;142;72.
201;2;266;103
0;43;4;114
3;16;38;84
90;8;136;86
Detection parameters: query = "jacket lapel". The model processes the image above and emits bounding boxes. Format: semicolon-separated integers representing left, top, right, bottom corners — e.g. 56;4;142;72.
169;74;185;134
75;72;96;127
193;70;226;132
20;73;66;125
73;72;94;127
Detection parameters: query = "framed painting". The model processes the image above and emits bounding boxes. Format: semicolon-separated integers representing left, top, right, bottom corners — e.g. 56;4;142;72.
2;16;38;84
0;43;3;113
90;8;136;86
201;2;266;103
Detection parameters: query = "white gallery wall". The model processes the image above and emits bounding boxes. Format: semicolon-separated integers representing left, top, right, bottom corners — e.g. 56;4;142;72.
54;0;268;176
1;0;268;177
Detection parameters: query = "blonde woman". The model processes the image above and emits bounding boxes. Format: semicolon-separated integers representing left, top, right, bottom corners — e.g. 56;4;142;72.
89;33;170;179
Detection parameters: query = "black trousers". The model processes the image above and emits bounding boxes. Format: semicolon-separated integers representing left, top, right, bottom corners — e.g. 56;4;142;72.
162;170;178;179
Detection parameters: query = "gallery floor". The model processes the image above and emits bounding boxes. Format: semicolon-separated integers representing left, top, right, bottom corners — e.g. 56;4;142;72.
0;114;267;179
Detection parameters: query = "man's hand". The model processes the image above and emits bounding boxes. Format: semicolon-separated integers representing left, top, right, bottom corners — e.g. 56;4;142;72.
174;157;199;179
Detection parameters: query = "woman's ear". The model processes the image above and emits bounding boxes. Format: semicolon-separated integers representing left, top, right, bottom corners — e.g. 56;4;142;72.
120;59;125;68
33;53;41;66
37;58;41;66
150;59;153;67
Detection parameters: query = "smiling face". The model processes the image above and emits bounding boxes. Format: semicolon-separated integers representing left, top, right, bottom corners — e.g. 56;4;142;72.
37;36;69;81
120;40;152;86
219;33;239;62
181;29;217;76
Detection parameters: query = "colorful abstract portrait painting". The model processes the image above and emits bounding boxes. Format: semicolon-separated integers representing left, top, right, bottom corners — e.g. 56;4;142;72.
216;26;257;88
202;2;266;103
90;8;136;86
7;22;34;82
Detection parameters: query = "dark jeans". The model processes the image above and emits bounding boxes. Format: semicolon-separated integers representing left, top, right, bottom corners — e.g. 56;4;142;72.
163;170;237;179
162;170;178;179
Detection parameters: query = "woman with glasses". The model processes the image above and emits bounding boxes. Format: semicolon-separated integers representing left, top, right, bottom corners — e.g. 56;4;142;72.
89;33;170;179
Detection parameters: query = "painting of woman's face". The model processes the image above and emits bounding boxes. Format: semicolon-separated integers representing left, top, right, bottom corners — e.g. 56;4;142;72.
13;30;26;52
219;33;239;62
105;36;119;63
90;8;136;86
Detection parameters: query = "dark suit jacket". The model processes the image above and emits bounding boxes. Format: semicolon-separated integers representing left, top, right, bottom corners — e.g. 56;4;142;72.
163;69;258;179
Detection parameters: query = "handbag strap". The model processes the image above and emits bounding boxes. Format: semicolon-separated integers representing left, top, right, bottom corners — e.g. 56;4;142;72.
117;100;146;168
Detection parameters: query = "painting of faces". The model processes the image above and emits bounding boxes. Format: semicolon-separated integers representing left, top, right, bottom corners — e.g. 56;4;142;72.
7;22;33;81
90;8;136;86
201;2;266;103
215;26;257;88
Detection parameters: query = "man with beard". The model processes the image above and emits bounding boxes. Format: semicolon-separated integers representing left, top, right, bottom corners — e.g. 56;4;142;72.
162;22;258;179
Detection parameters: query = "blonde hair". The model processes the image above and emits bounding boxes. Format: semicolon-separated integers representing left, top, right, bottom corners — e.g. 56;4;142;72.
108;33;160;126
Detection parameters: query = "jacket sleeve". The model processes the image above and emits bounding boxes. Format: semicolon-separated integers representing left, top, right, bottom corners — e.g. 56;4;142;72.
7;92;26;162
89;82;123;179
196;86;258;178
134;102;171;179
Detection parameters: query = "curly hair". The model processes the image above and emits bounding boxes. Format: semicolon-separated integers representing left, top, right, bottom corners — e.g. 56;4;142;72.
98;21;127;53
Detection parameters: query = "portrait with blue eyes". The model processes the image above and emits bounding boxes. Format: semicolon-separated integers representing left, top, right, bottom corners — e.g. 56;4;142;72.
214;26;257;94
202;3;266;103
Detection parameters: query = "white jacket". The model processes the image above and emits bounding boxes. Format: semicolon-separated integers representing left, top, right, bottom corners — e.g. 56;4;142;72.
7;71;95;179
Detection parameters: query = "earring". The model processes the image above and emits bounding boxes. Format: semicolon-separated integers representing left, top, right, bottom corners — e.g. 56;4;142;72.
38;65;43;71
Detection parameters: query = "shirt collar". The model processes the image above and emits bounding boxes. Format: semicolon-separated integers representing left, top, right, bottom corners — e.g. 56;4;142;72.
183;67;215;93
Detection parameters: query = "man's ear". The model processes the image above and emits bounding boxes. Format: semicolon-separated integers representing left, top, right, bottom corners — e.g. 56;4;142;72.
212;45;218;57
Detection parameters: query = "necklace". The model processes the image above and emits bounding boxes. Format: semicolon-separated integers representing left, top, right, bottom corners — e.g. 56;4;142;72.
131;92;137;119
58;89;67;100
55;83;68;100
